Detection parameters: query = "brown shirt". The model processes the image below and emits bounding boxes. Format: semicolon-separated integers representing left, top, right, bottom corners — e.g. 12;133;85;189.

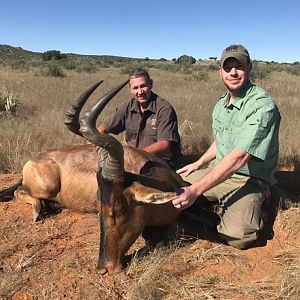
104;92;182;165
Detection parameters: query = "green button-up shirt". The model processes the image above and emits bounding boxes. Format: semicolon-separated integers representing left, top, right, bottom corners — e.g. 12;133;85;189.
212;82;281;184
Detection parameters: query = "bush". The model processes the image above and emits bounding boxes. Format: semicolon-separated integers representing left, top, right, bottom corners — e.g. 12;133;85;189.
176;55;196;66
120;63;144;75
8;60;29;71
208;64;219;71
286;65;300;76
0;86;21;117
42;50;67;61
41;64;65;77
251;62;271;80
60;60;77;71
75;63;97;73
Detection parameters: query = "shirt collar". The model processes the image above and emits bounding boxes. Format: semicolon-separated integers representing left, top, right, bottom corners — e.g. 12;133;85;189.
222;81;253;109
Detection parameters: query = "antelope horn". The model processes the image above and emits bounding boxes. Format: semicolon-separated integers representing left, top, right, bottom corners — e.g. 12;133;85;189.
79;80;129;179
82;79;129;130
64;80;103;137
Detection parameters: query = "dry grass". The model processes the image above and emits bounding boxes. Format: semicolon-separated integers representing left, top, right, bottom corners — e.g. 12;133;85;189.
1;65;300;172
104;239;299;300
0;65;298;172
277;254;300;300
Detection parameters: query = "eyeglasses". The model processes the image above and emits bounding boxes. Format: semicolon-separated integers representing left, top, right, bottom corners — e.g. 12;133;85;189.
222;64;246;73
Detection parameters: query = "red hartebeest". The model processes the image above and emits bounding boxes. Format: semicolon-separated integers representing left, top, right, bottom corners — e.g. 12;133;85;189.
0;80;189;274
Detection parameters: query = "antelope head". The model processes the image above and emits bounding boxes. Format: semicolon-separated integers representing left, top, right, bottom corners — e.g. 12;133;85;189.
64;80;178;274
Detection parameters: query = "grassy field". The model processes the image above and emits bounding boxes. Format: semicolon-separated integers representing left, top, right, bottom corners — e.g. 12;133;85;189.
0;61;299;299
0;63;300;172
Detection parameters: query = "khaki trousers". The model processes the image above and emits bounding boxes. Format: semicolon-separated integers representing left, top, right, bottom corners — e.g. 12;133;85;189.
182;168;270;249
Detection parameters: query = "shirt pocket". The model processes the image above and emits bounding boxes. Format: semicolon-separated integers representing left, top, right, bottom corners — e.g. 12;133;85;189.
212;118;224;136
125;127;137;146
212;118;225;149
144;119;158;137
213;117;224;130
229;123;242;147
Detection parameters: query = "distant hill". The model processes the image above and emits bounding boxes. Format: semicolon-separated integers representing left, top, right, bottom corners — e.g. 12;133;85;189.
0;44;147;63
1;44;297;78
0;44;41;61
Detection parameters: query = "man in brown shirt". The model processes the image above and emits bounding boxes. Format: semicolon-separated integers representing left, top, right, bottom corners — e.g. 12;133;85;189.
98;68;182;169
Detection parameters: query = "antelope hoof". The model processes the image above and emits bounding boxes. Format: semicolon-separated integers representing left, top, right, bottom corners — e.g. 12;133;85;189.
96;266;108;275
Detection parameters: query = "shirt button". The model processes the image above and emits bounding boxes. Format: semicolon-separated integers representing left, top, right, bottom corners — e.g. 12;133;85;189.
227;110;230;114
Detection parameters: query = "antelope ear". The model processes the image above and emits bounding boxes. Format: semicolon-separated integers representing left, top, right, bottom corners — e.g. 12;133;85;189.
123;182;176;204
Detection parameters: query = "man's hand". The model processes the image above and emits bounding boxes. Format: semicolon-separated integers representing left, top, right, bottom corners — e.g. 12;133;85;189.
171;186;197;210
176;162;200;177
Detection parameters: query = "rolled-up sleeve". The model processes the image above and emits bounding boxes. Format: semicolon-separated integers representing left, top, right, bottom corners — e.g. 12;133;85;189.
156;106;180;142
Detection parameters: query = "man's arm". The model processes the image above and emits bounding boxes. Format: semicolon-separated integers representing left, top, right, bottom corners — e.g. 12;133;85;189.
172;148;251;209
98;124;171;156
143;140;171;156
191;148;251;195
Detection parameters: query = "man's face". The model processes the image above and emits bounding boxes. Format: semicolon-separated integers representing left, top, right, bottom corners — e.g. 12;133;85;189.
220;58;252;95
129;76;152;106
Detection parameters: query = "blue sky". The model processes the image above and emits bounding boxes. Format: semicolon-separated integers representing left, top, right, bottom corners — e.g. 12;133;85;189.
1;0;299;63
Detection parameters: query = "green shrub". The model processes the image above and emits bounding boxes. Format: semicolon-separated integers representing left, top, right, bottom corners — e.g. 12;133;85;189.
120;63;144;75
41;64;65;77
42;50;67;61
176;55;196;66
8;60;29;71
251;62;271;80
75;63;97;73
96;61;110;68
61;60;77;70
286;65;300;76
208;64;219;71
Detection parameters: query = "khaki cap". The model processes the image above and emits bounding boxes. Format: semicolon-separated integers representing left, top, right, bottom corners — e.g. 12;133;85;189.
220;44;251;67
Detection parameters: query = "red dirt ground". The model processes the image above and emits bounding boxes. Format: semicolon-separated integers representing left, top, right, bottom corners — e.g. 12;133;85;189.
0;172;299;299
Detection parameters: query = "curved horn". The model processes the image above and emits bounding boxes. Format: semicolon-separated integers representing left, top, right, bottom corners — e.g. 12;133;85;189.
83;79;129;130
64;80;103;136
79;80;129;179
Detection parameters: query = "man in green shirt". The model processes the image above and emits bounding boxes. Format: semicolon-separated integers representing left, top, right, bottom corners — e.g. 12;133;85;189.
173;44;281;249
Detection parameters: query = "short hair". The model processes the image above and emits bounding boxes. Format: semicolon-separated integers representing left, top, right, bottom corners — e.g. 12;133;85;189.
128;68;151;83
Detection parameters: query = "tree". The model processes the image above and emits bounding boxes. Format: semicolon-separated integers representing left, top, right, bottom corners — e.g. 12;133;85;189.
176;55;196;66
42;50;67;61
